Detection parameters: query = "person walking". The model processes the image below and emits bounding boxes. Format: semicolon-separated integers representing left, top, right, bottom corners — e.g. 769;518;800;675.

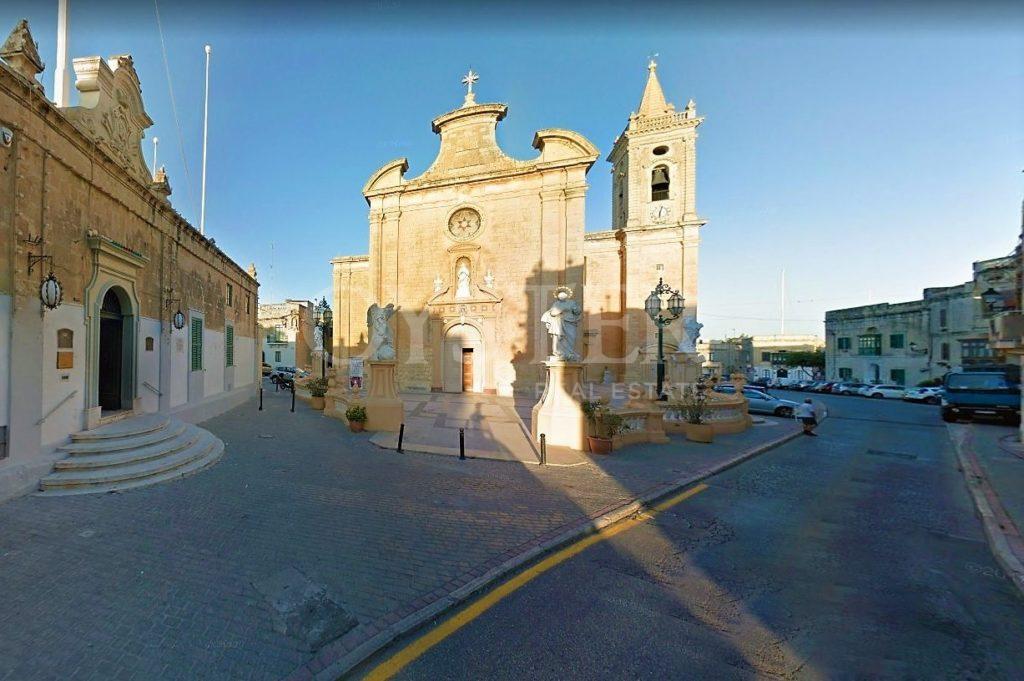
795;398;818;436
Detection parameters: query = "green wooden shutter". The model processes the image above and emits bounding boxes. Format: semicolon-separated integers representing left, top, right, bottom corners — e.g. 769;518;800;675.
225;325;234;367
191;318;203;371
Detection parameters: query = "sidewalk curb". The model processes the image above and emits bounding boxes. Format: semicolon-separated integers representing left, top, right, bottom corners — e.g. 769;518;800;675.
947;425;1024;599
310;421;812;680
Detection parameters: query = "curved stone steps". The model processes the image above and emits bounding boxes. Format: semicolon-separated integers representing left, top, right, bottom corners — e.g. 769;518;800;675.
38;438;224;497
69;414;170;442
59;421;188;455
39;429;222;494
53;425;204;471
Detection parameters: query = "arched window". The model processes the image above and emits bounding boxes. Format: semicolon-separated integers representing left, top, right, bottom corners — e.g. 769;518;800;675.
651;165;670;201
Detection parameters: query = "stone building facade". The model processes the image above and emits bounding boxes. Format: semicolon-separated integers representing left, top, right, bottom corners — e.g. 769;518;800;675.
0;21;258;499
825;254;1017;385
259;300;314;370
332;62;705;396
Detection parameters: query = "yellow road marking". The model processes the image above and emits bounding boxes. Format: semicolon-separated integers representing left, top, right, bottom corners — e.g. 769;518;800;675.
363;482;709;680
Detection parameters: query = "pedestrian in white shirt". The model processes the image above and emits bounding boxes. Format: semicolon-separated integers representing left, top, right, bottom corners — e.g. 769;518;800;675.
795;398;818;436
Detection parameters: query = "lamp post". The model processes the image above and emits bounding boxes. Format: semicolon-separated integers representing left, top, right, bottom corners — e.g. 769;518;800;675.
980;287;1004;314
313;296;332;378
644;277;685;400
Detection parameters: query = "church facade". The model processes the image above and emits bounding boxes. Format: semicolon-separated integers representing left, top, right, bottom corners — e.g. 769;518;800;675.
332;62;705;396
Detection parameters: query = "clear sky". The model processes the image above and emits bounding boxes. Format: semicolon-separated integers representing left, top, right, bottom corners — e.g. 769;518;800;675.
5;1;1022;339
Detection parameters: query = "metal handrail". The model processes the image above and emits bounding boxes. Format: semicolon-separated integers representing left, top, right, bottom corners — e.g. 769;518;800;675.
36;390;78;426
142;381;162;396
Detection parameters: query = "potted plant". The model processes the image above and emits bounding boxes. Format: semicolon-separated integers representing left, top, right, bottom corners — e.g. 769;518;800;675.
675;385;713;443
307;377;329;410
582;400;627;454
345;404;367;432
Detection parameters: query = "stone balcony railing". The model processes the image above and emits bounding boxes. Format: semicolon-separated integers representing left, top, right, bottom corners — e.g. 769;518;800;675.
989;311;1024;353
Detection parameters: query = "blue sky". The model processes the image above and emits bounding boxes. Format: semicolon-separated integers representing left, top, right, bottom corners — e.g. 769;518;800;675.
5;1;1022;339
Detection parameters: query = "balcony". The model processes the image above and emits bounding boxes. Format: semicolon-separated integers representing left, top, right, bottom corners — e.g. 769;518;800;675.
989;311;1024;353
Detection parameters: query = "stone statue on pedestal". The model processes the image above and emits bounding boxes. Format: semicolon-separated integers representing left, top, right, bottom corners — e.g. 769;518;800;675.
313;325;323;353
541;286;582;362
681;316;703;353
367;303;397;361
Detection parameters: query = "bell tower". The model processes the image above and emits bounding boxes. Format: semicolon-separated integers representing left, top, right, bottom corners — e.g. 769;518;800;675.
608;58;702;230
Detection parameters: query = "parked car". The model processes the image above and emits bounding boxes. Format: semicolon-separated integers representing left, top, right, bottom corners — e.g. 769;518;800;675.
269;366;297;385
811;382;836;393
714;385;799;417
261;362;272;376
903;387;943;405
859;384;907;399
942;370;1020;424
833;382;870;396
791;381;816;392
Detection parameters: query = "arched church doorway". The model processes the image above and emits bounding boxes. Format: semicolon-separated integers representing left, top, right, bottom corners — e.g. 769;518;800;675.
443;323;484;393
98;287;133;412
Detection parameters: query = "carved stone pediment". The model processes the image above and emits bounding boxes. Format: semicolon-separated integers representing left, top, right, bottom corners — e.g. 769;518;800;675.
63;54;154;186
0;19;44;87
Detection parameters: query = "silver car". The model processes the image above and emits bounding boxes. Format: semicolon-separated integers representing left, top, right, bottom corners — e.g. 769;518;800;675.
714;385;799;417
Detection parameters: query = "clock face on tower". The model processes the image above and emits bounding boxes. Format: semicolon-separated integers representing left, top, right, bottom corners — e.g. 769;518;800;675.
650;205;672;224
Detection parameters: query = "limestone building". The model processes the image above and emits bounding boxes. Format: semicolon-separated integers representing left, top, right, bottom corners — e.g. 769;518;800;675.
825;253;1017;385
332;62;705;396
0;21;258;500
259;300;314;370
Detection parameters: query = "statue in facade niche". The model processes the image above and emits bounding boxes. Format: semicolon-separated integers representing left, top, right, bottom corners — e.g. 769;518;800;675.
681;316;703;353
367;303;397;361
541;286;582;362
455;260;471;299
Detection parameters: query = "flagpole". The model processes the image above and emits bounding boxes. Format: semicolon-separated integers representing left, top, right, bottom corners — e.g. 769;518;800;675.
152;137;159;179
199;44;211;236
54;0;70;106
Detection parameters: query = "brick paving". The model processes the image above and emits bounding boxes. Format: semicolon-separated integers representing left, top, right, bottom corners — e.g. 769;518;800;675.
0;383;797;680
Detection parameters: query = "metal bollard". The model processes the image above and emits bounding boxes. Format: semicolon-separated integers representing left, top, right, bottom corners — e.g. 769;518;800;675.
459;428;465;460
290;383;295;413
397;423;405;453
539;433;547;466
275;378;279;392
259;387;263;411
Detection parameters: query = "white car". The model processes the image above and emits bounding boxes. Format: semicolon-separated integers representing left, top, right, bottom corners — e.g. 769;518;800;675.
713;385;799;417
903;387;943;404
860;384;907;399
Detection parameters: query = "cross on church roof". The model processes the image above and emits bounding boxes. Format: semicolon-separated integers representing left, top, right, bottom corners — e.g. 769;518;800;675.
648;53;659;72
461;68;479;106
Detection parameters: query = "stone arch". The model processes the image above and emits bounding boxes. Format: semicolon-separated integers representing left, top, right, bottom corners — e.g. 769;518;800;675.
442;322;484;393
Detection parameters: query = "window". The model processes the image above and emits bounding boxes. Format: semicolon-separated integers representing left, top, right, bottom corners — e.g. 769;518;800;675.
274;350;281;362
225;325;234;367
838;368;853;380
761;351;772;362
961;339;993;361
190;317;203;371
653;145;669;156
837;337;851;351
939;308;947;328
889;334;904;349
890;369;906;385
246;294;250;314
857;334;882;356
651;165;670;201
145;337;154;352
940;342;950;361
227;283;234;307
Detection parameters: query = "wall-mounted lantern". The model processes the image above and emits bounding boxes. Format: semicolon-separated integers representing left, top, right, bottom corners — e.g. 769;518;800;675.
39;271;62;310
172;309;186;331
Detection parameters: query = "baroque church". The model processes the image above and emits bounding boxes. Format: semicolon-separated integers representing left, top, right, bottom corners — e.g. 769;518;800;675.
331;61;704;396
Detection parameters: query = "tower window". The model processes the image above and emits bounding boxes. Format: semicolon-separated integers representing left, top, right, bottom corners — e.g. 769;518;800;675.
651;165;670;201
653;145;669;156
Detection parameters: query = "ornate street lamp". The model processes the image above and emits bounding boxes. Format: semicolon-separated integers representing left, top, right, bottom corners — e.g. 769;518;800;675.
645;277;685;400
172;309;186;331
313;296;332;377
980;287;1003;313
39;272;63;310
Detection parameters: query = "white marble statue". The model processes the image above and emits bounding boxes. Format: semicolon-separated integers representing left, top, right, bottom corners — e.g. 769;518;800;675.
455;260;471;299
541;286;582;362
681;316;703;353
433;274;444;294
367;303;397;361
313;325;324;352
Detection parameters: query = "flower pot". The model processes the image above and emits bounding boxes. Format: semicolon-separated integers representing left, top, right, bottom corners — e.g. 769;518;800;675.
309;396;325;410
349;420;365;433
587;435;613;455
685;422;714;443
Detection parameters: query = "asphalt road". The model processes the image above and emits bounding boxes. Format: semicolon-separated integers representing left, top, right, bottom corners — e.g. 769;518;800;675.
363;393;1024;680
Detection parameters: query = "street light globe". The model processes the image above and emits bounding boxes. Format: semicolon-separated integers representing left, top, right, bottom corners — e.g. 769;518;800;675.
323;307;333;327
668;290;684;317
40;272;62;310
173;309;186;330
645;290;661;320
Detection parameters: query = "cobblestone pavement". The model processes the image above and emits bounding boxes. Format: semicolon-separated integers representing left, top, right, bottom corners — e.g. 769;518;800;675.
0;382;796;681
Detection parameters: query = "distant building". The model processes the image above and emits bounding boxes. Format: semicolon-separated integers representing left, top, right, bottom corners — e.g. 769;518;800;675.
702;336;752;377
750;335;824;382
825;254;1018;385
259;301;314;370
